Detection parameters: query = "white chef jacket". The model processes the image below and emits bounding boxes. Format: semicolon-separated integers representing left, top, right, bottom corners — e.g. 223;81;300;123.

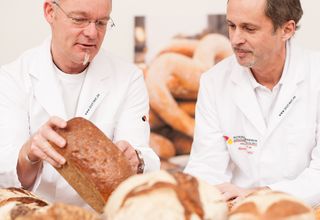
0;38;160;207
184;40;320;207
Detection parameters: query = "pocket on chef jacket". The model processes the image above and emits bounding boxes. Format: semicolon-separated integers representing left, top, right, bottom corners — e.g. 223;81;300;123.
284;126;315;178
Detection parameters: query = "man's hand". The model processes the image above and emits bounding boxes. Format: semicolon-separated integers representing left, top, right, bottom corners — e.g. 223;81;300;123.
17;116;67;189
23;116;67;168
216;183;269;205
115;140;139;173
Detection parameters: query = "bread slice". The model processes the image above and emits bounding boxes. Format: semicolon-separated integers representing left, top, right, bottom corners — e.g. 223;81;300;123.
51;117;135;213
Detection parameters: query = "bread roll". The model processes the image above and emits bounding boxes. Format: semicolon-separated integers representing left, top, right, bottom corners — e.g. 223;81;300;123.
167;75;199;100
171;131;193;155
158;38;199;58
229;190;316;220
178;101;196;117
150;132;176;159
51;117;135;213
149;109;165;130
104;170;228;220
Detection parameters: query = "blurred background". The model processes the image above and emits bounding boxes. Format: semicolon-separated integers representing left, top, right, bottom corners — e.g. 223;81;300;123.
0;0;319;65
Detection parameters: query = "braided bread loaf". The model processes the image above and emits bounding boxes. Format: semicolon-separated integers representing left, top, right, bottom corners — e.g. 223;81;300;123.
146;33;232;137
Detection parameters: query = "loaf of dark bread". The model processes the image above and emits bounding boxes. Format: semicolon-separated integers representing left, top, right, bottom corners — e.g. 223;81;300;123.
51;117;135;213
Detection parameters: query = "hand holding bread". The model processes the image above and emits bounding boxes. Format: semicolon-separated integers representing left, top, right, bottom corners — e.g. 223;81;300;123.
21;116;67;168
17;116;67;189
18;117;138;212
49;117;135;213
115;140;139;173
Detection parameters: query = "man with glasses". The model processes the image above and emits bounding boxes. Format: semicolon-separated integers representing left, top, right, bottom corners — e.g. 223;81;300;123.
0;0;160;207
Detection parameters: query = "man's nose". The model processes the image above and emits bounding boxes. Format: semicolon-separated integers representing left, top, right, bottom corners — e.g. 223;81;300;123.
83;22;98;39
230;29;245;46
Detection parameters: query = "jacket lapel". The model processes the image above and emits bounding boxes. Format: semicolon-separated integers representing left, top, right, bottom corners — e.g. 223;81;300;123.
29;40;67;119
264;44;306;139
76;51;111;119
231;66;267;135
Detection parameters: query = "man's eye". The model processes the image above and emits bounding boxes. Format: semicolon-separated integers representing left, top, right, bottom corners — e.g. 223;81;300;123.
245;27;256;32
227;24;236;29
72;18;88;24
96;20;108;26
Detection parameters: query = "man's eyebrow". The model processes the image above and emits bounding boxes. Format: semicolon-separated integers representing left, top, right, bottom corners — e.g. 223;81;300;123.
226;20;258;27
241;23;259;28
67;11;88;16
68;11;110;19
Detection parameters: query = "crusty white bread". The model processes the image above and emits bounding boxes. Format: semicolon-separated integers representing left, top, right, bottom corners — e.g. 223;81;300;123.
0;187;48;220
229;190;316;220
104;170;228;220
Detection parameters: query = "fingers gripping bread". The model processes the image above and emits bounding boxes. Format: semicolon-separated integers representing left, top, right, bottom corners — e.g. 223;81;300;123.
50;117;135;213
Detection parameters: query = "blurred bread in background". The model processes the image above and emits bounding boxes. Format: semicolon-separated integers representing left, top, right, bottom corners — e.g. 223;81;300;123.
315;206;320;220
149;132;176;160
145;33;233;172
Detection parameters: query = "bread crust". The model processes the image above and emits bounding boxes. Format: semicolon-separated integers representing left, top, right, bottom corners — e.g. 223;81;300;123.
51;117;135;213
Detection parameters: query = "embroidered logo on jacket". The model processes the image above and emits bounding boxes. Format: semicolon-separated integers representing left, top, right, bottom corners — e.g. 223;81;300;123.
224;135;258;155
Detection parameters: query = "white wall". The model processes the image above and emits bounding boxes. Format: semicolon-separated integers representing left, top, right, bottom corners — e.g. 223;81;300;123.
1;1;319;65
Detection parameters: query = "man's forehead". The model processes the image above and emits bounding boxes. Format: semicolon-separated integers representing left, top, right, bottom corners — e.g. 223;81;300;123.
59;0;112;14
227;0;266;13
60;0;112;6
227;0;268;22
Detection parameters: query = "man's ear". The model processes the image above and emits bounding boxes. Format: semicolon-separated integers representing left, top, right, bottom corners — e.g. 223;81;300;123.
281;20;296;41
44;1;55;24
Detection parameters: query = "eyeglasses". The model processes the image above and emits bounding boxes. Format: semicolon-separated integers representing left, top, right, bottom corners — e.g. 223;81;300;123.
52;0;115;31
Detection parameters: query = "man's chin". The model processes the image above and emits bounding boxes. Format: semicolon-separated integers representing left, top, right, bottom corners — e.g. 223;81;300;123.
236;57;255;68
